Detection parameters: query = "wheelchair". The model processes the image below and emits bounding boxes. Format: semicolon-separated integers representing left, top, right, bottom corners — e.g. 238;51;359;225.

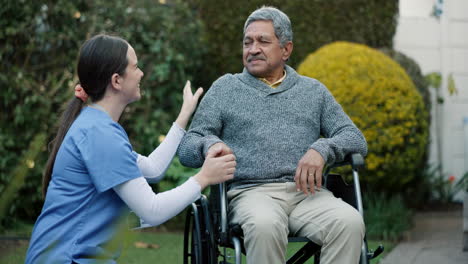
183;153;384;264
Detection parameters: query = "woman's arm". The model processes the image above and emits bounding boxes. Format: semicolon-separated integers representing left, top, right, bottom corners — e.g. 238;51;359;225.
136;123;185;183
115;149;236;227
114;176;201;226
137;81;203;183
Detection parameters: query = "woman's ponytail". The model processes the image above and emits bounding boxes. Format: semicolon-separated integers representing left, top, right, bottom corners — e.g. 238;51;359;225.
42;97;84;197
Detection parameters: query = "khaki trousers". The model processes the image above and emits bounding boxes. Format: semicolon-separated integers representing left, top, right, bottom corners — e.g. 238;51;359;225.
227;182;365;264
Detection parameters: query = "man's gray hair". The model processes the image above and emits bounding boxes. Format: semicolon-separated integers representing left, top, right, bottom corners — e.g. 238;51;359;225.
243;6;293;47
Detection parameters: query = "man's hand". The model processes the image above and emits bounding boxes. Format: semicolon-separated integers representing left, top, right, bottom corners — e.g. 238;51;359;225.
207;142;234;158
294;149;325;195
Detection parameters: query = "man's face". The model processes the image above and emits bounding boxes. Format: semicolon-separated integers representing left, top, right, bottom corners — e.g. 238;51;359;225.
242;20;289;78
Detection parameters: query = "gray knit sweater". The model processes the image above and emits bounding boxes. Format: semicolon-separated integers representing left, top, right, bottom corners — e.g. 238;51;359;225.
177;65;367;188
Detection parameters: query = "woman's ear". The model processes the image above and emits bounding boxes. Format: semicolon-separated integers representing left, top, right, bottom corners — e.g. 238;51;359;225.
110;73;122;91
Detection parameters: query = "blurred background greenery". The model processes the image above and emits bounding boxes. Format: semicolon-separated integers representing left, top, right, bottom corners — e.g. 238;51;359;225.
0;0;459;262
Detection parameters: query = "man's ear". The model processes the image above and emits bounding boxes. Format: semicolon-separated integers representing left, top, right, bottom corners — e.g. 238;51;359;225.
110;73;122;90
282;41;293;61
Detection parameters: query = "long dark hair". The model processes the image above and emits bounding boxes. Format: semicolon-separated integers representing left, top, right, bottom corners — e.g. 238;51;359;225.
42;34;129;197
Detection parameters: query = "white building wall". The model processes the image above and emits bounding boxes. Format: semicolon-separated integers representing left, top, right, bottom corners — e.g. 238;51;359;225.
394;0;468;188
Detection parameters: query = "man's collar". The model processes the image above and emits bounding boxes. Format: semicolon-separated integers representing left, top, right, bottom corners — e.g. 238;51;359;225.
259;70;287;88
239;65;299;96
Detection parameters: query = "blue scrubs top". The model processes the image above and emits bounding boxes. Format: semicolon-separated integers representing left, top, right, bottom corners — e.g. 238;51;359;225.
25;107;141;264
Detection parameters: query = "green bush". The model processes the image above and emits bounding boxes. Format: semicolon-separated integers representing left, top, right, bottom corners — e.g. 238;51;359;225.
380;48;431;114
379;49;432;202
189;0;398;87
0;0;205;225
0;134;46;227
364;193;412;241
298;41;429;192
159;157;200;193
1;0;84;224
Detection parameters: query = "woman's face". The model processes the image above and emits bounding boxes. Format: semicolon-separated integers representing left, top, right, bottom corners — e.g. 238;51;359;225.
120;45;144;103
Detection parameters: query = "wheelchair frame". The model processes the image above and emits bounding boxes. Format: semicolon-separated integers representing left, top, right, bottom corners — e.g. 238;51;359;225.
183;153;384;264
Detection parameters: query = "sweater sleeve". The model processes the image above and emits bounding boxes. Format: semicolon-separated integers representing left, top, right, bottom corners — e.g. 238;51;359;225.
136;123;185;183
177;81;225;168
310;83;368;165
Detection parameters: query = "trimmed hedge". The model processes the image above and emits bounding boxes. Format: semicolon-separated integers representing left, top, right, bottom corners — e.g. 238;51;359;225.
190;0;398;87
298;42;429;192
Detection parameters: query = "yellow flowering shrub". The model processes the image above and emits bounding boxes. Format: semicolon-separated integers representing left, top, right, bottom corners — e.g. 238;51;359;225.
298;41;429;191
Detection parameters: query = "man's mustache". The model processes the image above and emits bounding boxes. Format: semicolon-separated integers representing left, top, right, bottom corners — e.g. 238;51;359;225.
247;55;266;62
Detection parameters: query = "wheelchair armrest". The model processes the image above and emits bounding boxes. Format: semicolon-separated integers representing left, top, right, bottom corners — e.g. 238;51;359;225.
328;153;365;171
350;153;365;171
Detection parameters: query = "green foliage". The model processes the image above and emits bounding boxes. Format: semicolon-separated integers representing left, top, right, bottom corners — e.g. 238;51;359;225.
0;0;205;224
0;134;46;226
298;41;429;192
111;1;207;156
454;172;468;193
1;0;82;223
429;173;457;203
424;72;458;104
423;165;467;202
189;0;398;86
158;157;200;192
380;48;431;115
403;164;468;207
379;48;432;200
364;193;412;242
403;164;438;207
447;73;458;95
425;72;442;89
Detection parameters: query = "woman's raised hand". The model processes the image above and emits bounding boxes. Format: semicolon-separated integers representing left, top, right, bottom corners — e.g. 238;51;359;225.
175;80;203;129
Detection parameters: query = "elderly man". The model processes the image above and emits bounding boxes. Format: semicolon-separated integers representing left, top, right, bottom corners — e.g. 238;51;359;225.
178;6;367;264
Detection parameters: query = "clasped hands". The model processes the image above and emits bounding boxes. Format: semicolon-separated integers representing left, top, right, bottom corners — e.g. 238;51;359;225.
206;143;325;195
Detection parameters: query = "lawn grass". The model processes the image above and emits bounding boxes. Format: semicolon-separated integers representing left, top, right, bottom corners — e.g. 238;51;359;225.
0;226;393;263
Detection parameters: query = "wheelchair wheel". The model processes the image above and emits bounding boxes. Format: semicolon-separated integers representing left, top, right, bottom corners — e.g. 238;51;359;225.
183;195;217;264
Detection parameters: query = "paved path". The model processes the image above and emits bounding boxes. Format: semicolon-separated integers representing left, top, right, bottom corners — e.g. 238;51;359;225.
380;209;468;264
